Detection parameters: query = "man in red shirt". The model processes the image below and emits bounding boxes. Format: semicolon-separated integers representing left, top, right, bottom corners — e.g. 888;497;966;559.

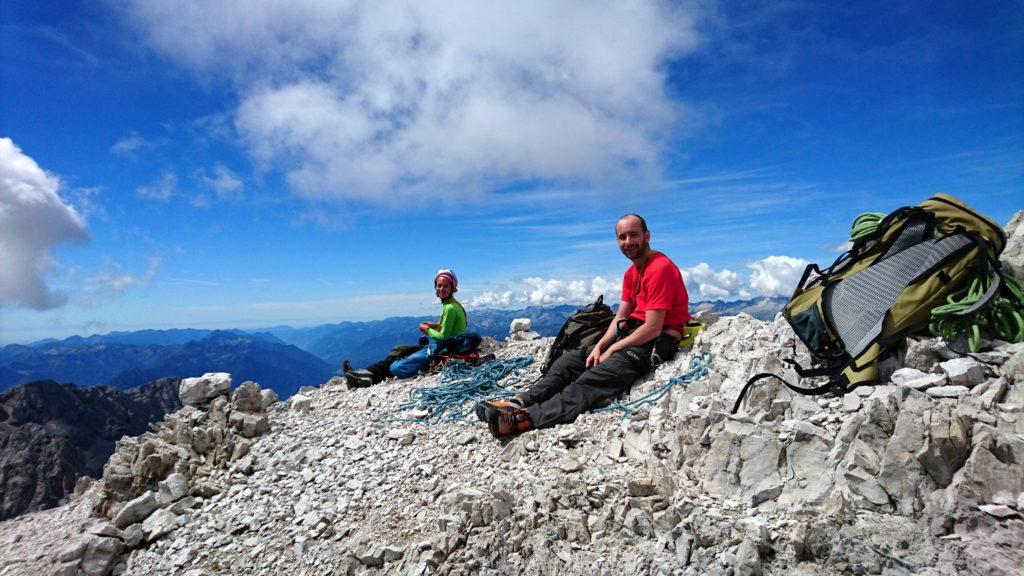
482;214;691;437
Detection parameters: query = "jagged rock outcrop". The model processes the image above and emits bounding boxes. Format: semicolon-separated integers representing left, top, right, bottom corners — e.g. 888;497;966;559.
0;378;181;520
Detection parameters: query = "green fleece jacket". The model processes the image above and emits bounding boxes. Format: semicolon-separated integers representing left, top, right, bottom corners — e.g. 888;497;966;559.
427;297;467;340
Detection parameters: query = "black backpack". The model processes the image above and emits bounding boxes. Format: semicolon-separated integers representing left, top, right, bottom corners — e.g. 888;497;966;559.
435;332;483;356
542;296;615;374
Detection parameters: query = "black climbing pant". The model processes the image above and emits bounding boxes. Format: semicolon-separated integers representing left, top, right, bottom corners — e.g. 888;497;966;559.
519;339;659;429
362;344;424;383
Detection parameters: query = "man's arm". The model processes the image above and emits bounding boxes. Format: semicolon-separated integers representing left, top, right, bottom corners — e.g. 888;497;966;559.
598;308;667;363
586;301;635;368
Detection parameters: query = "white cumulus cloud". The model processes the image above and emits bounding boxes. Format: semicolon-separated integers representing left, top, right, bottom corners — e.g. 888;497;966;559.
120;0;701;203
680;262;750;300
747;255;809;297
469;276;617;308
0;138;90;310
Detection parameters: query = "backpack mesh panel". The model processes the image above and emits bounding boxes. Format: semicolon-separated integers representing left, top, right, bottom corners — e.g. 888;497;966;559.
828;233;971;357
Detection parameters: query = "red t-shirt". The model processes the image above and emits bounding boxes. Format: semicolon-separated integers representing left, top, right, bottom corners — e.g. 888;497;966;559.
621;252;691;331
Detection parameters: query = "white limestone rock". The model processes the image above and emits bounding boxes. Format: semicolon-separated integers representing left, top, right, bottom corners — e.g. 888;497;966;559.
178;372;231;405
509;318;532;333
926;385;970;398
290;394;312;412
940;357;985;387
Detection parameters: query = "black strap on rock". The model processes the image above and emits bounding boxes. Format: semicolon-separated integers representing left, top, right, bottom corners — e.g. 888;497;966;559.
731;371;844;414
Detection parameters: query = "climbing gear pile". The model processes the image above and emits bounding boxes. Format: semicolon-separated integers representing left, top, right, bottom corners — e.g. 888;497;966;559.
380;356;533;424
733;193;1018;413
597;351;712;419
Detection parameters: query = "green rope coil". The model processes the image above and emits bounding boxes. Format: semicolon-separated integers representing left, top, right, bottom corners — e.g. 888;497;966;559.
929;272;1024;352
849;212;886;242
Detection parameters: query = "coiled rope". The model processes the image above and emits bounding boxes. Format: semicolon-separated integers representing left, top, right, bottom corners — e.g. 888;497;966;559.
849;212;886;241
930;272;1024;352
380;356;534;424
596;351;713;420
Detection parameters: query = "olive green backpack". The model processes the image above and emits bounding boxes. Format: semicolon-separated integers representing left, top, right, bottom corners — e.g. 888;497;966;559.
733;193;1020;413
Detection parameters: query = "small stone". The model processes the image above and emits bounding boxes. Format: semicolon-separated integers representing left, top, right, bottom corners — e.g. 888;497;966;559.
232;381;264;412
978;504;1020;519
157;473;190;505
455;433;475;446
290;394;313;412
891;367;928;385
113;492;159;528
387;428;413;441
559;458;583;473
940;357;986;387
842;394;861;413
260;388;280;409
926;385;970;398
142;509;181;541
902;373;947;390
627;478;658;497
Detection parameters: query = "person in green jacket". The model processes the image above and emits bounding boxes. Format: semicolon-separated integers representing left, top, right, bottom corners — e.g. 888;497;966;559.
345;269;467;387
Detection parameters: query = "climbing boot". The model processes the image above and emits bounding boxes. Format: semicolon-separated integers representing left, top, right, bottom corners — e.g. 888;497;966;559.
474;397;523;423
345;369;374;389
487;406;534;437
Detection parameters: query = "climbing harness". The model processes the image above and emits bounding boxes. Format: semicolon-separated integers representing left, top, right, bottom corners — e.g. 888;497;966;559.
380;356;534;424
596;351;713;420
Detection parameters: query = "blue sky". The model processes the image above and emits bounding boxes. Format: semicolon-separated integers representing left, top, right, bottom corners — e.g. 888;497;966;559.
1;0;1021;344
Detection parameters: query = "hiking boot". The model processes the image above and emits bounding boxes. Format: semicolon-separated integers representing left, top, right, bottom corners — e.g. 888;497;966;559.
474;397;523;423
345;369;374;389
487;405;534;437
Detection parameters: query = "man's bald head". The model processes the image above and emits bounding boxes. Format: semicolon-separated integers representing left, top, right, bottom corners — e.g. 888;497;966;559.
616;214;648;233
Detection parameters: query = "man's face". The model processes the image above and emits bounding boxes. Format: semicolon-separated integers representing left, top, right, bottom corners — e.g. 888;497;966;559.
435;277;453;300
616;217;650;261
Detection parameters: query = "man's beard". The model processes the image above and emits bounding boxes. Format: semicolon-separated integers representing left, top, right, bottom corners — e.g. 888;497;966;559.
622;241;649;260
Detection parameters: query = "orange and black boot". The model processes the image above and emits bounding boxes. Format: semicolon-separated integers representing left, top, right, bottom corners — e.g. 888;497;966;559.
474;397;523;423
487;405;534;437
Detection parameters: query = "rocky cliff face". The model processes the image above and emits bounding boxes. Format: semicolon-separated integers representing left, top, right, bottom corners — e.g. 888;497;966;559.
0;378;182;521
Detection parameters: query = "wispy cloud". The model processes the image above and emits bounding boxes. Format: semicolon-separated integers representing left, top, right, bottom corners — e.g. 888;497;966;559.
136;170;177;201
110;132;157;156
80;256;162;303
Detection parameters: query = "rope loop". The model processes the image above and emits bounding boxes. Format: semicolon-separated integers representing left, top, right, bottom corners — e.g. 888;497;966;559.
595;351;713;420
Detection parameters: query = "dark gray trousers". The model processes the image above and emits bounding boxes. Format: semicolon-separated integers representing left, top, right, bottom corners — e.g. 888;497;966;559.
521;340;656;429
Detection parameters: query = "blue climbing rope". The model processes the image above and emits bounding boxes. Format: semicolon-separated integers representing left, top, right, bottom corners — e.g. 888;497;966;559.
595;351;713;420
380;355;534;424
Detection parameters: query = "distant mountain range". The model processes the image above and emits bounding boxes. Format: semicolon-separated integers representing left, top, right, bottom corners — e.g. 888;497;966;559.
0;297;786;395
0;377;182;520
0;330;334;397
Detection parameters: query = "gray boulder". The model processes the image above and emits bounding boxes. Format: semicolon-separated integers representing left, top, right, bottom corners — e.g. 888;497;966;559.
232;381;263;412
112;491;158;528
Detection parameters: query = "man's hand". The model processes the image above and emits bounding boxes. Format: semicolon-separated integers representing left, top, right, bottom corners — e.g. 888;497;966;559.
585;346;604;368
418;322;430;334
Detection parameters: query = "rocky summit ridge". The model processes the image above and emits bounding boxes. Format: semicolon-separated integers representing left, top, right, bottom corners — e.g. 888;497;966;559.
0;312;1022;576
1;212;1022;576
